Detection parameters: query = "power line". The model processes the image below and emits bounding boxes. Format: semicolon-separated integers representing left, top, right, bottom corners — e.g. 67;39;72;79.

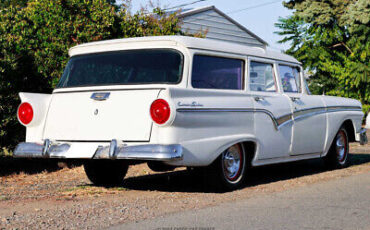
163;0;207;11
227;0;282;14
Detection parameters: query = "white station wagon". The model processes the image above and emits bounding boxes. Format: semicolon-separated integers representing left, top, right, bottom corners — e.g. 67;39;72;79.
14;36;367;190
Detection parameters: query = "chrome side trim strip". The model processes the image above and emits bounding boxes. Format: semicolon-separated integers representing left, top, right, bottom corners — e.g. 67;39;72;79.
177;106;362;130
276;114;292;127
327;106;362;111
177;108;281;129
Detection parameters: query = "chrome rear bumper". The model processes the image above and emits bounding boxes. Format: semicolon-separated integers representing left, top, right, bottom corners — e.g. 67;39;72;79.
13;142;49;158
13;139;183;161
359;128;368;145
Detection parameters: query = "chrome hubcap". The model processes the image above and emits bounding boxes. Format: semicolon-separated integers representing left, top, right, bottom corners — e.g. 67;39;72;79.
336;131;347;163
222;145;242;181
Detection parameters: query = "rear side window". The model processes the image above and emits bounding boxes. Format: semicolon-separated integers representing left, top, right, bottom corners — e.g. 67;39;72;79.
191;55;244;90
278;65;301;93
249;61;276;92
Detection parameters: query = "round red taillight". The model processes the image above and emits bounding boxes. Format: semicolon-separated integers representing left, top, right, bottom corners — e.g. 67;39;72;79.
150;99;171;125
18;102;34;125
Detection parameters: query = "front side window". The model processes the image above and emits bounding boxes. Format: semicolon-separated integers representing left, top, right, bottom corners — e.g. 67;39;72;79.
278;65;301;93
191;55;244;90
249;61;276;92
57;49;183;88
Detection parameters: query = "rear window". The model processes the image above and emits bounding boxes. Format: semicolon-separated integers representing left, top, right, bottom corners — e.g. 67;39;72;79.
57;49;183;88
191;55;244;90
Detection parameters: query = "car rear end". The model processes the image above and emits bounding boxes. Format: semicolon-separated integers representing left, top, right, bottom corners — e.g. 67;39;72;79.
14;42;188;163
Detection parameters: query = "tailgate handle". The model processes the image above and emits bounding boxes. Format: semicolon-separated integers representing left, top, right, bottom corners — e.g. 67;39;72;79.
91;92;110;101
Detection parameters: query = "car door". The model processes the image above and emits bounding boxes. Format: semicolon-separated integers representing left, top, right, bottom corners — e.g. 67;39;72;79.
248;58;293;160
278;64;327;155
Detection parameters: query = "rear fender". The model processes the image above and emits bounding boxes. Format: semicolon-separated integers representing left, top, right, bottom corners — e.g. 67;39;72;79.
167;135;259;167
210;137;259;164
19;92;52;142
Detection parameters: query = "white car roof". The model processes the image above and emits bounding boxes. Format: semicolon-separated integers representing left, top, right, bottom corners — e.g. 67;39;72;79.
69;36;300;64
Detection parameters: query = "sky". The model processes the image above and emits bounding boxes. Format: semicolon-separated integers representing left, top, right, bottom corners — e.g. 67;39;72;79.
119;0;294;51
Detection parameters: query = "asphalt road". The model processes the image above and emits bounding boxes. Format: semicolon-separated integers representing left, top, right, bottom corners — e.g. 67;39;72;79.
110;172;370;230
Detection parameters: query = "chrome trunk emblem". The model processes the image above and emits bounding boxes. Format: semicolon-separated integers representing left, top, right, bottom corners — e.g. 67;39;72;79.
91;92;110;101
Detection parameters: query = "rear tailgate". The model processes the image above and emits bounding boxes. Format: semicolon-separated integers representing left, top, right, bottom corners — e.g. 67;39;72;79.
43;89;161;141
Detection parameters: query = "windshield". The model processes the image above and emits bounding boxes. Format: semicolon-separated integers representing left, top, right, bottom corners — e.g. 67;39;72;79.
57;49;183;88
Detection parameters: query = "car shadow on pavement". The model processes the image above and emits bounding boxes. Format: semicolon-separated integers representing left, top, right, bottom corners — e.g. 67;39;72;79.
0;157;80;177
120;153;370;193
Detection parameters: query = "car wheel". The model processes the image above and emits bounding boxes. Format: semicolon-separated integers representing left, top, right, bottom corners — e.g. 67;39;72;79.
208;143;247;191
83;160;128;186
324;127;349;169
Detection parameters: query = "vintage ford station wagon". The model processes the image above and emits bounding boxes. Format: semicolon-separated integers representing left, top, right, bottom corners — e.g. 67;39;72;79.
14;36;368;190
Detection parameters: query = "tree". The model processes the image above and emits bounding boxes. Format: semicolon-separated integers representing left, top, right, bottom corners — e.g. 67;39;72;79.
0;0;186;151
275;0;369;105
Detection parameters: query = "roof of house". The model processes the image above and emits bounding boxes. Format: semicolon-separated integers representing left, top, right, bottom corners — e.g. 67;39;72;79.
69;36;299;64
178;5;269;47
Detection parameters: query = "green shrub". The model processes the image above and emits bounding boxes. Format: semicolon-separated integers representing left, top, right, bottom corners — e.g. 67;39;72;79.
0;0;186;150
363;104;370;116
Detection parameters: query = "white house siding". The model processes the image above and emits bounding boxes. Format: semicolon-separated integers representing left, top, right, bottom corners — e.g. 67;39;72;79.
180;8;266;48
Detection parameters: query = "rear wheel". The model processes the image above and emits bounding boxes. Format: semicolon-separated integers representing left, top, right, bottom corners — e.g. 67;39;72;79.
84;160;128;186
207;143;248;191
324;127;349;169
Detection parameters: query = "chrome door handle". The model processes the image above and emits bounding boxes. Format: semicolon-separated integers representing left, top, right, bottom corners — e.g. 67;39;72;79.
290;97;300;102
254;96;265;102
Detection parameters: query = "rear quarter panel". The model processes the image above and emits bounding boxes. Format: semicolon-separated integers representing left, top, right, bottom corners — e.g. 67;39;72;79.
151;88;256;166
19;92;52;143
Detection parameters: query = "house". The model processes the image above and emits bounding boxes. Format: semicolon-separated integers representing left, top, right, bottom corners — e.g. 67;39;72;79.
179;5;268;49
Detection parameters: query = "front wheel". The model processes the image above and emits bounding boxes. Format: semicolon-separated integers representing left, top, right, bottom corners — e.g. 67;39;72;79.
84;160;128;186
324;127;349;169
207;143;248;191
